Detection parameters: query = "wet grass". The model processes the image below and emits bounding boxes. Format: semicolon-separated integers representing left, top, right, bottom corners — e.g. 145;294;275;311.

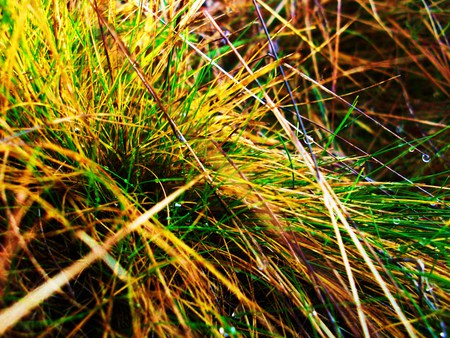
0;0;449;336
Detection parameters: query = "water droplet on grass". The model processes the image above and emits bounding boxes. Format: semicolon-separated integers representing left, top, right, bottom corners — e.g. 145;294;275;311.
393;218;400;225
304;135;314;145
422;154;431;163
409;147;415;152
430;198;440;208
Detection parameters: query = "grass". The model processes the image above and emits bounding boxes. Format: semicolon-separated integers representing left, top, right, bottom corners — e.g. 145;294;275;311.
0;0;449;336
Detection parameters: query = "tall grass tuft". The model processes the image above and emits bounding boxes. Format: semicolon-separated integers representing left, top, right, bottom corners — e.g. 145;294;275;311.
0;0;448;336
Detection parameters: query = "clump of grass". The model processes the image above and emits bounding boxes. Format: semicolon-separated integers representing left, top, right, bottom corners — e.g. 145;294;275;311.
0;0;449;336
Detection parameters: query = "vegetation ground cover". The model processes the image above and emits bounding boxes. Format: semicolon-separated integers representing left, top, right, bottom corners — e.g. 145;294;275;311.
0;0;449;336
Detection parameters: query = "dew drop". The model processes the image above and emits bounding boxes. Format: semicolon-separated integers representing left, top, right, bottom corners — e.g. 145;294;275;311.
430;198;440;208
393;218;400;225
304;135;314;145
408;146;415;153
309;310;318;317
421;154;431;163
